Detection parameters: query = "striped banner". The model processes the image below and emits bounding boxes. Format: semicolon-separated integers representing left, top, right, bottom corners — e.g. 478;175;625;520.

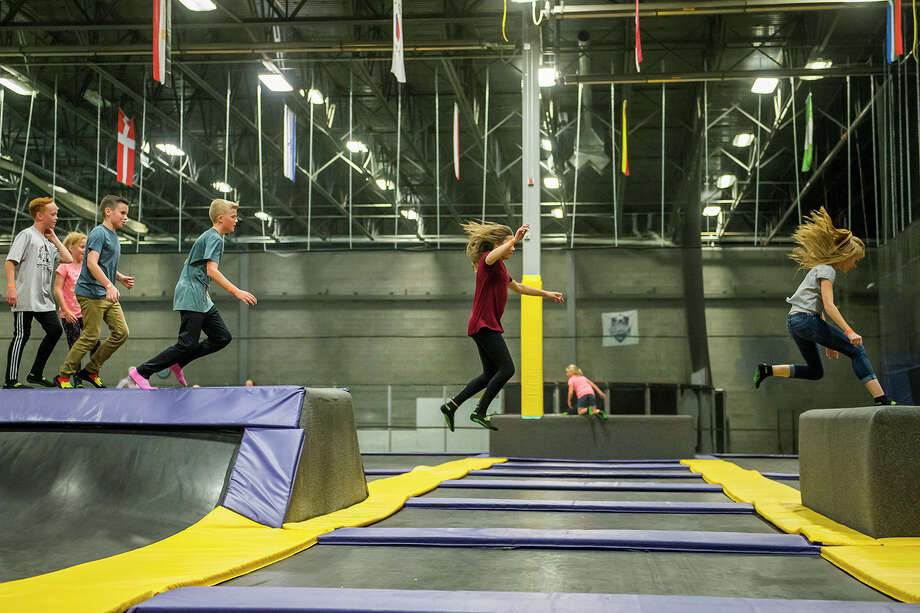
152;0;169;84
887;0;904;63
390;0;406;83
283;105;296;182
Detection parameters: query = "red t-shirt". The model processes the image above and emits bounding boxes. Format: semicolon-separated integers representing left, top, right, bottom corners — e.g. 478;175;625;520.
467;252;512;336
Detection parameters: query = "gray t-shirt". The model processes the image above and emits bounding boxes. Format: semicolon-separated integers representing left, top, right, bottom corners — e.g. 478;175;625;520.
173;228;224;313
6;226;60;313
786;264;836;314
76;224;121;299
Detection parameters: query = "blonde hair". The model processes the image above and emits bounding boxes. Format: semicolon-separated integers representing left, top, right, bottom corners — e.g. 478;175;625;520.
566;364;584;376
62;232;86;249
209;199;239;224
461;221;513;268
789;207;865;270
28;197;53;219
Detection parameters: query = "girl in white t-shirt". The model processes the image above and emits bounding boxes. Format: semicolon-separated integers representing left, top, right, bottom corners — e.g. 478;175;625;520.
753;208;892;405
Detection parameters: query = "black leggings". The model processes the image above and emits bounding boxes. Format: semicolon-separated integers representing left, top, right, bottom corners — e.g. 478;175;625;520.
450;329;515;416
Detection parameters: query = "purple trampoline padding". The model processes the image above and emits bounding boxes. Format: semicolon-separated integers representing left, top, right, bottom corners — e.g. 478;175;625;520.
502;456;681;463
318;527;821;555
437;479;724;492
762;472;800;480
129;587;920;613
0;386;306;427
500;461;689;470
404;497;755;514
468;469;703;479
715;453;799;459
222;428;305;528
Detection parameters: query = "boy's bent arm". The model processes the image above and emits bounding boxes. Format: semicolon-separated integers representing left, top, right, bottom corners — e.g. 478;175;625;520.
207;260;257;305
86;251;112;286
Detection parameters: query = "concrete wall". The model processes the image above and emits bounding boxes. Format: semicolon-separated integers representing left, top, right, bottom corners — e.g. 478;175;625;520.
878;220;920;404
0;246;881;452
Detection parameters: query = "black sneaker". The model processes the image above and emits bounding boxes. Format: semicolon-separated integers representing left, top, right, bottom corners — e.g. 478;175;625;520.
754;363;770;389
77;369;105;388
470;413;498;431
3;381;32;389
440;403;457;432
26;374;56;388
873;399;896;406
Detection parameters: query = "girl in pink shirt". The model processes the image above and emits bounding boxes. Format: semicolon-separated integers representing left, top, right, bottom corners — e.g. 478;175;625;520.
566;364;607;419
54;233;95;385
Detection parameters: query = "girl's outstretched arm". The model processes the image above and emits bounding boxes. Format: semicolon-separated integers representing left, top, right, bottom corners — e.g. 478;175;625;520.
508;279;564;303
820;279;862;345
588;378;606;399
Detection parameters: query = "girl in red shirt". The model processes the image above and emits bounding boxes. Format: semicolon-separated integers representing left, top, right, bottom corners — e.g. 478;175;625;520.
441;222;564;431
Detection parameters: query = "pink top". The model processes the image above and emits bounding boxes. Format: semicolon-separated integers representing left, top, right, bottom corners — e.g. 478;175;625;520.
55;262;82;318
467;252;512;336
567;375;594;398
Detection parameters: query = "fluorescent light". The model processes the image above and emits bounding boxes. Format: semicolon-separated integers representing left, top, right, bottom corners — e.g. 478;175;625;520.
346;140;368;154
702;205;721;217
0;77;34;96
376;178;394;190
254;211;272;222
53;186;68;194
802;58;832;81
541;138;553;152
732;133;755;148
716;174;736;189
212;181;234;193
551;207;564;219
543;176;560;189
155;143;186;157
400;209;418;220
538;67;558;87
258;73;293;92
305;88;324;104
751;77;778;94
177;0;217;10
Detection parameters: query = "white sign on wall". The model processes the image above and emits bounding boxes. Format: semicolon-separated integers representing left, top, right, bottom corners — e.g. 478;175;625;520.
602;310;639;347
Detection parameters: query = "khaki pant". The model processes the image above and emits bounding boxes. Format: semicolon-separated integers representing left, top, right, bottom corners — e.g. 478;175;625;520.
59;297;129;377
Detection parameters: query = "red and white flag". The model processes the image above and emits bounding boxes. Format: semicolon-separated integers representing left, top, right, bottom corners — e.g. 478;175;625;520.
153;0;170;84
634;0;643;72
116;110;136;187
390;0;406;83
453;102;460;180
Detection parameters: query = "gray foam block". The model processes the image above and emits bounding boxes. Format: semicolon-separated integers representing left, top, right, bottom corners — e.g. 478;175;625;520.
489;414;696;460
799;406;920;538
285;388;369;523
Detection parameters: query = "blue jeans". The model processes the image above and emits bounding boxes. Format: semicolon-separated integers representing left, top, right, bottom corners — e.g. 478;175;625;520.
786;312;877;383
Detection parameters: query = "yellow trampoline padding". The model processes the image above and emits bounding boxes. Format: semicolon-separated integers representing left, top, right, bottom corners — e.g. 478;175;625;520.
682;459;876;546
0;456;505;613
822;545;920;603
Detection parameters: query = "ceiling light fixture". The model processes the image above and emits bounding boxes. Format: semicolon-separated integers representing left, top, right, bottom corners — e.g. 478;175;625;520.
155;143;186;157
538;67;558;88
716;174;736;189
732;133;755;148
801;58;833;81
400;209;418;220
375;178;394;190
551;207;564;219
543;176;560;189
702;205;721;217
0;77;34;96
305;88;325;105
258;73;293;92
751;77;779;95
541;138;553;152
177;0;217;10
346;140;368;154
254;211;272;222
212;181;234;193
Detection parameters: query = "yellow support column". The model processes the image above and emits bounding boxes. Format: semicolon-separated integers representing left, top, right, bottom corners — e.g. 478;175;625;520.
520;274;544;418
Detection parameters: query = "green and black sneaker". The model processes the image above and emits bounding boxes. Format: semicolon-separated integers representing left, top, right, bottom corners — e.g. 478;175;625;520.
3;381;33;389
595;410;608;420
26;373;56;388
440;402;458;432
753;363;771;389
470;412;498;431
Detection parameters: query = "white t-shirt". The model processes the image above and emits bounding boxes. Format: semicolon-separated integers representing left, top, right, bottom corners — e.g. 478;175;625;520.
786;264;836;314
6;226;60;313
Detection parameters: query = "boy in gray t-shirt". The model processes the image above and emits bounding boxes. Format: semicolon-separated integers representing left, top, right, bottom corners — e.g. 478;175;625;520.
4;197;73;388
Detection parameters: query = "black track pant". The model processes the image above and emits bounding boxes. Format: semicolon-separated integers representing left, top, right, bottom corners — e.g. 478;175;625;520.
5;311;62;383
136;306;231;379
450;328;515;416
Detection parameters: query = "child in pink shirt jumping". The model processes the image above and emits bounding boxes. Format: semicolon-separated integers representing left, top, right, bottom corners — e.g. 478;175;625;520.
566;364;607;419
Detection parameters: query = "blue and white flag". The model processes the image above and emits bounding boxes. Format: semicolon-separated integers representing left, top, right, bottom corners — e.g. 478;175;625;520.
283;104;296;182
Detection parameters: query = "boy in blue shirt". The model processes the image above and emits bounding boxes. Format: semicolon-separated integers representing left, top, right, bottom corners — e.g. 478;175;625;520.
129;199;256;389
56;195;134;388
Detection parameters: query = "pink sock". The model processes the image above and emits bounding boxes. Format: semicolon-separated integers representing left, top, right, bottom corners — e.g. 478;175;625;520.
128;367;156;390
169;364;188;387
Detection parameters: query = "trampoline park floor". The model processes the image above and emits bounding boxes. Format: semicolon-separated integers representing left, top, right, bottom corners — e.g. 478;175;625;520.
222;453;894;604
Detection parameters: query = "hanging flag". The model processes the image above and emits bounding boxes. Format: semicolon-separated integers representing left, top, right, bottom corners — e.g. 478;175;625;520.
453;102;460;180
895;0;904;55
116;110;136;187
390;0;406;83
283;105;296;182
621;99;629;176
887;0;905;63
153;0;170;84
634;0;643;72
801;92;814;173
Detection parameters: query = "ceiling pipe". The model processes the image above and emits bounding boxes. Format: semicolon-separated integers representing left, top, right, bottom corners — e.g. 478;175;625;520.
564;66;883;86
553;0;884;19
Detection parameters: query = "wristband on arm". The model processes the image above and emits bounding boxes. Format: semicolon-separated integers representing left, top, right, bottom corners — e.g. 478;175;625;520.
844;327;853;335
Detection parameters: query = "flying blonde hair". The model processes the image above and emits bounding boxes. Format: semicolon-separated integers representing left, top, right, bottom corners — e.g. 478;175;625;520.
788;207;865;270
566;364;584;376
461;221;513;268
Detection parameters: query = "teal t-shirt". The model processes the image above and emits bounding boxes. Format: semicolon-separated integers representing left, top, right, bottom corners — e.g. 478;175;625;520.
173;228;224;312
76;224;121;299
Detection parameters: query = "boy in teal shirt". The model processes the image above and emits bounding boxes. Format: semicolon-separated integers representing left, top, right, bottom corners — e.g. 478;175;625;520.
129;199;256;389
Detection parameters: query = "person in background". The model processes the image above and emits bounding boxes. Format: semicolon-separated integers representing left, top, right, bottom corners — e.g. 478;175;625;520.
245;379;255;387
565;364;607;419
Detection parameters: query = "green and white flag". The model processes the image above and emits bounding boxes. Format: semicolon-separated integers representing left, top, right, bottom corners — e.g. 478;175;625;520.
801;92;814;172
